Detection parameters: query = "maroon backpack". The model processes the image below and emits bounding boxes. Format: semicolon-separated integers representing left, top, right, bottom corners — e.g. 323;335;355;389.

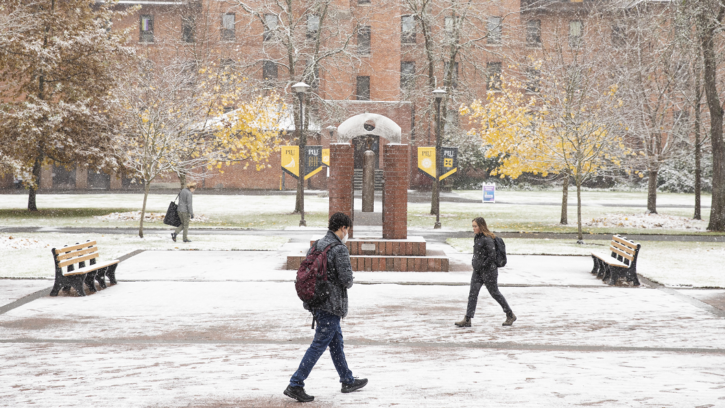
295;241;340;313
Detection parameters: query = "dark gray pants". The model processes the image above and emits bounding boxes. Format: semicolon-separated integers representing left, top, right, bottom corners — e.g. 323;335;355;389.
174;212;190;241
466;268;512;318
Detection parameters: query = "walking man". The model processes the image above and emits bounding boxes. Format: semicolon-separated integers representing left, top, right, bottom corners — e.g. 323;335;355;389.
171;182;195;243
284;212;368;403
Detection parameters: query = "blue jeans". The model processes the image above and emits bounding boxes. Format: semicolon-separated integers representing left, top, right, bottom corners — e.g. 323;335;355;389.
289;310;355;387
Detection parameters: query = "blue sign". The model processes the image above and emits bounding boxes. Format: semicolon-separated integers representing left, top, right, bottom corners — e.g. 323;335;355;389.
482;184;495;203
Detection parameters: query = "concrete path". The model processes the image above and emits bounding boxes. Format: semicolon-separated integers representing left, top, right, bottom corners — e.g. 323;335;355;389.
1;248;724;407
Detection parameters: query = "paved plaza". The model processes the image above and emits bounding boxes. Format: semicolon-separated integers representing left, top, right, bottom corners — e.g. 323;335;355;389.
1;240;724;407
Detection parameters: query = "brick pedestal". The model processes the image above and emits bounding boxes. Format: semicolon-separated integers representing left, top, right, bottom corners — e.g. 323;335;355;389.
383;144;409;239
328;143;355;238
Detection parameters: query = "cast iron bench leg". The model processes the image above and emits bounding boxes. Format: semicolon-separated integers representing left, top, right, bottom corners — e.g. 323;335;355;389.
84;272;97;293
70;276;86;296
95;267;108;289
591;256;598;275
608;267;621;286
106;264;118;285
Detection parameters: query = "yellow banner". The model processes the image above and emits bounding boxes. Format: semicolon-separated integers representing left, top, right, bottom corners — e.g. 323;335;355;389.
281;146;299;179
322;148;330;167
417;147;436;180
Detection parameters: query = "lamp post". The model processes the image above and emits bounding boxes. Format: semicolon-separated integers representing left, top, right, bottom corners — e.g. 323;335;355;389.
292;81;310;227
432;87;446;229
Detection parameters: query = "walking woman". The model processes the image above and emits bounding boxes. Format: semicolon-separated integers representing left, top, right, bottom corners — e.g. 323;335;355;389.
455;217;516;328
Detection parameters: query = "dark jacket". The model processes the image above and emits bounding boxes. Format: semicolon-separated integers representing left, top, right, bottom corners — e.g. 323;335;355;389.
304;230;354;318
472;233;497;273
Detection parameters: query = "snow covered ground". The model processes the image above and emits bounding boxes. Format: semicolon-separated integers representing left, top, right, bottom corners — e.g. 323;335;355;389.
584;212;708;231
0;248;724;407
0;233;289;279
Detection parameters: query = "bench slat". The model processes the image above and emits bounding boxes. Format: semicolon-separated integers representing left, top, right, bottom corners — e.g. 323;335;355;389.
611;241;636;256
64;260;119;277
56;246;98;261
59;253;99;268
54;241;97;255
591;252;629;268
612;235;636;248
609;246;634;261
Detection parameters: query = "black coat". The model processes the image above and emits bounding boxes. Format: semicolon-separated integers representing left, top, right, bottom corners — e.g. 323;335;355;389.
304;230;354;318
472;233;497;273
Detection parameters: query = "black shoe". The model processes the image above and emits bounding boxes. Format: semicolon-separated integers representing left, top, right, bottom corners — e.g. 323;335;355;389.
171;233;177;242
341;378;368;393
284;385;314;402
183;240;192;243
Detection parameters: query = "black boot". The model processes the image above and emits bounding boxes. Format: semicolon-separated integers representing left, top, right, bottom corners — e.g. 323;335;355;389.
284;385;314;402
171;232;177;242
341;377;368;393
503;311;517;326
455;316;471;327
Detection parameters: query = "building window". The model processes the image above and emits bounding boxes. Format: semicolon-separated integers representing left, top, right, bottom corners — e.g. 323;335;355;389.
444;61;458;89
263;60;278;81
401;15;415;44
569;20;583;48
526;19;541;47
357;26;371;55
356;76;370;100
264;14;278;41
222;13;235;41
182;17;195;43
525;68;540;93
612;23;626;47
486;62;502;91
358;0;371;4
487;16;502;45
140;15;154;43
401;61;415;89
307;14;320;40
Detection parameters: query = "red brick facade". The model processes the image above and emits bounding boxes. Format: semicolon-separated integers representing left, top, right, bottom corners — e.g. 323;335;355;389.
328;143;355;238
383;144;409;239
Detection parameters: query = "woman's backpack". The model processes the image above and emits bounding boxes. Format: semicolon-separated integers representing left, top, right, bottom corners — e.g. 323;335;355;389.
493;236;508;267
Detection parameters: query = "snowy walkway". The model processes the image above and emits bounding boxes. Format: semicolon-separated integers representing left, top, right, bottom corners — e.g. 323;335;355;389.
1;249;724;407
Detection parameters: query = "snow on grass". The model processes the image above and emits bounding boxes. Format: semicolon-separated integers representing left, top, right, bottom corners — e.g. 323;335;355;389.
447;237;725;288
0;236;52;250
93;211;210;223
0;233;288;279
584;212;708;231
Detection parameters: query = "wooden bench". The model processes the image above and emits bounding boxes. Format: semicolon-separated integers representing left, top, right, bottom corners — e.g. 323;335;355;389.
591;235;641;286
50;240;120;297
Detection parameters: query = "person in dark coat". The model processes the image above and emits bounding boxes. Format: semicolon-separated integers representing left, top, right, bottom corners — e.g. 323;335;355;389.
171;182;195;243
455;216;517;328
284;212;368;403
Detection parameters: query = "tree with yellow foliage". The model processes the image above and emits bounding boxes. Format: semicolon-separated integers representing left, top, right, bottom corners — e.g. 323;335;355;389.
113;59;284;238
465;47;627;242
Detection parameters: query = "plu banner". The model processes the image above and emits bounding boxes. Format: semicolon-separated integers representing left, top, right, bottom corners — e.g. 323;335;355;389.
305;146;323;180
322;148;330;167
438;147;458;181
281;146;299;179
417;147;436;180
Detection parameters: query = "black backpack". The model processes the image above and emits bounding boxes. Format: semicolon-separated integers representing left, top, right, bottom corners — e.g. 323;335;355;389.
493;236;507;268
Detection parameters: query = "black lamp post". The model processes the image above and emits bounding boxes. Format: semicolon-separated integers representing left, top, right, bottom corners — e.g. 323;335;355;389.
432;87;446;229
292;81;310;227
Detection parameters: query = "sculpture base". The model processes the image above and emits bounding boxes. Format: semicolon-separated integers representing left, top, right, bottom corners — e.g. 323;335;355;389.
287;236;449;272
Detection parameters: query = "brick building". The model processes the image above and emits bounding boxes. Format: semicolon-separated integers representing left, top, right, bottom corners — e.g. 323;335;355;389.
1;0;632;191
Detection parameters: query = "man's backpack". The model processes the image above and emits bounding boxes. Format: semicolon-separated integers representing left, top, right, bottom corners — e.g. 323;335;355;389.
295;241;340;310
493;236;507;268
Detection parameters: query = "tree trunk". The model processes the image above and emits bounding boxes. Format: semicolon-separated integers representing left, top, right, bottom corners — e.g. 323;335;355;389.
576;173;583;243
27;156;43;212
560;172;569;225
139;181;150;238
701;6;725;231
694;66;702;220
179;173;187;189
647;170;658;214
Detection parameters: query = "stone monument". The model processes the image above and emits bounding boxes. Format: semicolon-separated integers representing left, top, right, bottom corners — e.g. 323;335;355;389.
287;113;449;272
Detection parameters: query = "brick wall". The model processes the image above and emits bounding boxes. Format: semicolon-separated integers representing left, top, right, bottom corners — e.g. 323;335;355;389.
383;144;409;239
328;143;355;238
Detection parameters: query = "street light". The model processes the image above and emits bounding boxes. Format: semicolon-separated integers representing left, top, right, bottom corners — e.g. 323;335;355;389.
432;87;446;229
293;82;310;227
